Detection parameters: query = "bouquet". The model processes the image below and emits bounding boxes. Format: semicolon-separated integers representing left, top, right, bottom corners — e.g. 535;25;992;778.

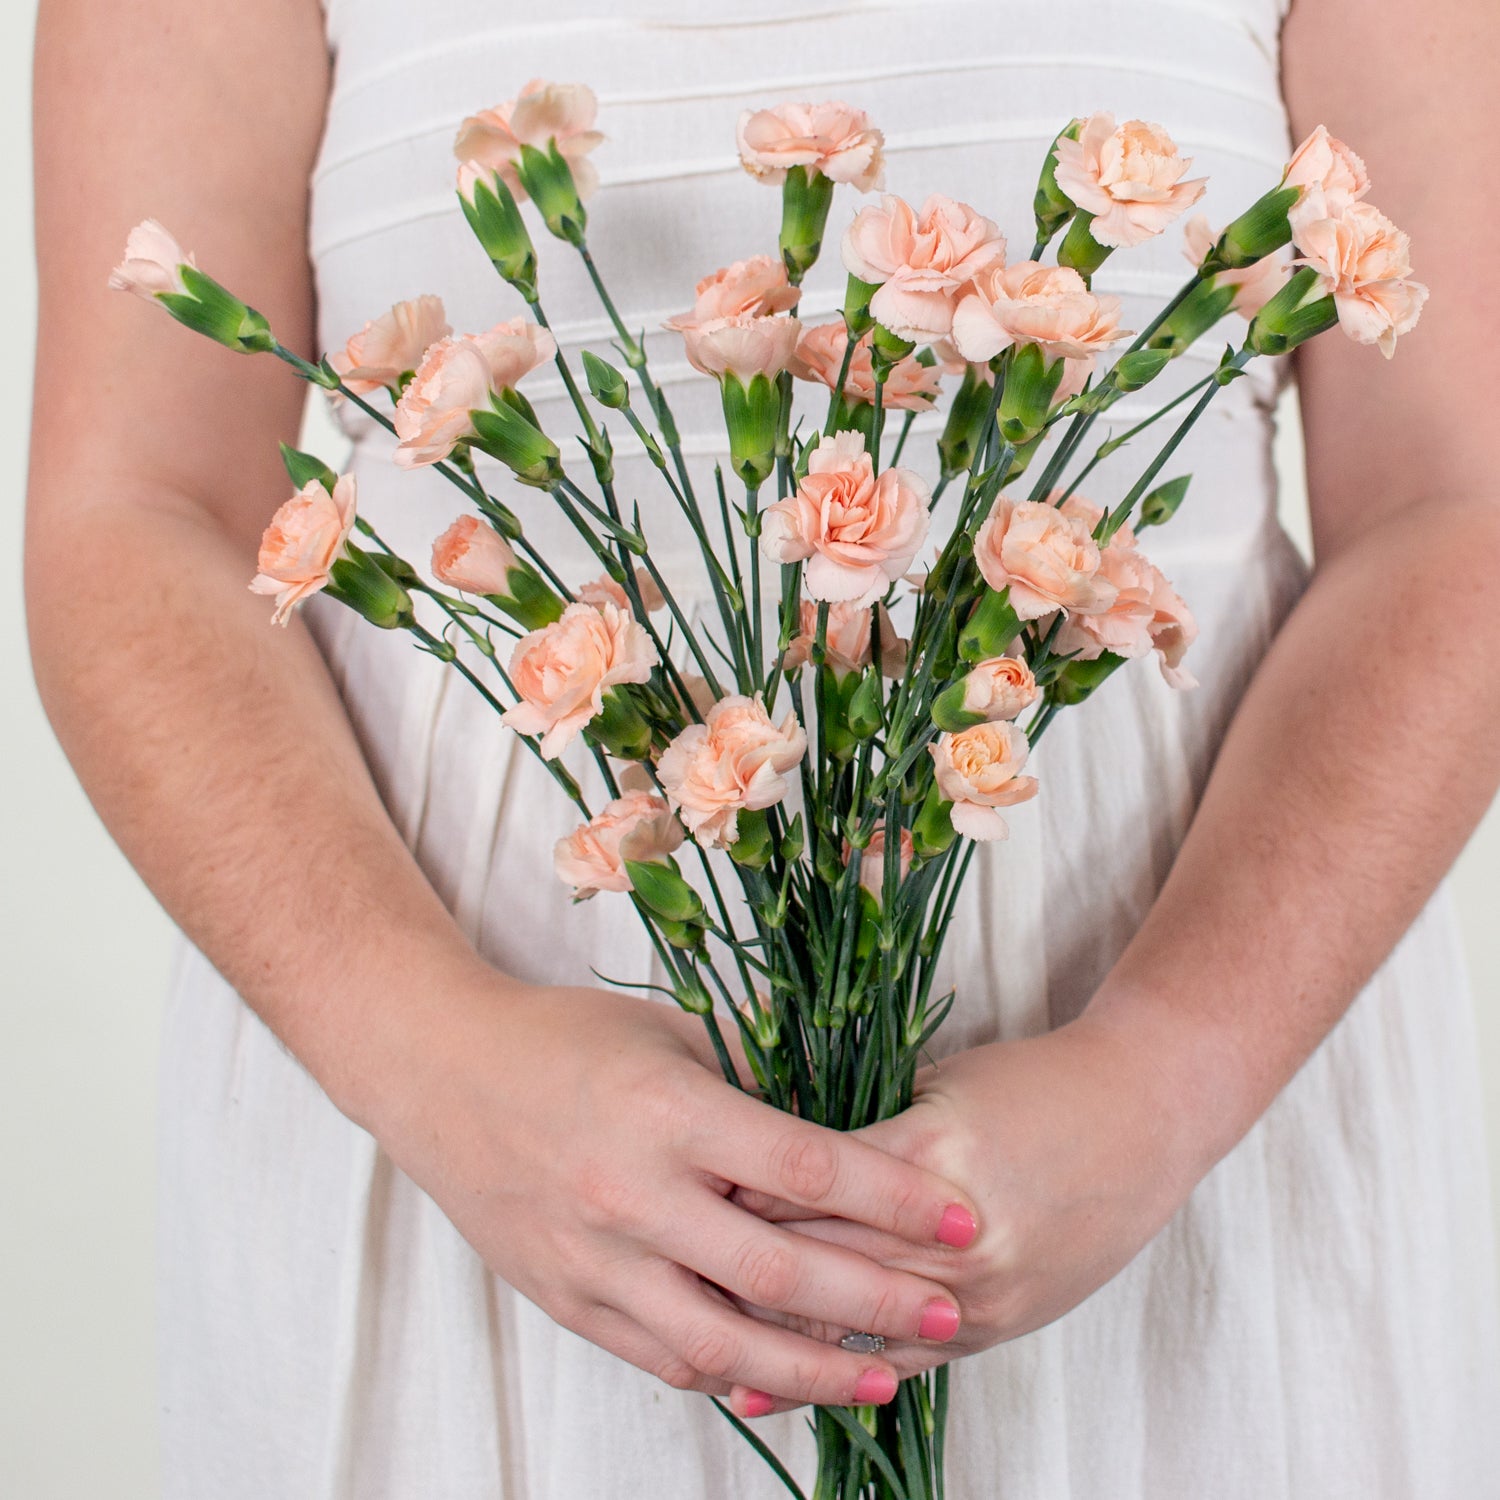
112;85;1423;1499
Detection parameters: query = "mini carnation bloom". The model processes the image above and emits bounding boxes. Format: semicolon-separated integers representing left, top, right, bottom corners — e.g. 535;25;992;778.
664;256;801;333
1284;124;1369;232
841;194;1008;342
972;496;1118;619
249;475;358;626
109;219;193;300
472;316;557;388
736;101;885;191
962;656;1040;721
846;822;915;904
553;791;685;899
678;313;802;382
1051;113;1207;249
1293;202;1428;358
500;601;659;759
575;569;667;615
328;296;451;396
1053;499;1199;687
782;599;907;678
951;261;1128;367
431;515;518;595
454;80;605;202
930;722;1039;841
1181;217;1286;318
656;695;808;850
790;322;941;410
393;337;495;467
760;430;930;605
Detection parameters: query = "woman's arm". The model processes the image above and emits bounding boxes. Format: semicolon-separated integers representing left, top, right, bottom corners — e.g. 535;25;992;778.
26;0;981;1415
729;0;1500;1408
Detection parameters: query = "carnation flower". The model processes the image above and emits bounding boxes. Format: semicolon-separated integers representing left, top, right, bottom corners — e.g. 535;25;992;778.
789;322;941;411
841;193;1007;342
678;313;802;382
1051;113;1206;248
960;656;1039;722
760;430;930;604
972;496;1117;619
108;219;193;300
500;601;658;759
657;695;808;849
554;791;685;899
930;722;1039;841
1292;202;1428;359
736;101;885;191
846;821;914;904
1284;124;1369;233
950;261;1128;368
664;256;801;333
1181;217;1286;318
575;569;666;615
249;475;358;626
454;80;605;202
328;296;451;396
781;599;908;678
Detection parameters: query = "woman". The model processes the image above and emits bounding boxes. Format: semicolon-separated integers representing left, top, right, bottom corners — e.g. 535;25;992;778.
26;0;1500;1494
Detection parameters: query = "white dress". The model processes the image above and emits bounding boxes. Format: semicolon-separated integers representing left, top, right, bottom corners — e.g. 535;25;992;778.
157;2;1500;1495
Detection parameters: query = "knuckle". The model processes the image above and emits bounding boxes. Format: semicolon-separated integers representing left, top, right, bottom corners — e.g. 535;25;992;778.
771;1132;840;1205
733;1239;803;1309
680;1321;743;1380
570;1157;641;1234
653;1356;705;1392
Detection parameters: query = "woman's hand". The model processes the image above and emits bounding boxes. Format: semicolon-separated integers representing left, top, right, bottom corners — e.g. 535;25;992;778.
725;1009;1211;1414
363;972;983;1416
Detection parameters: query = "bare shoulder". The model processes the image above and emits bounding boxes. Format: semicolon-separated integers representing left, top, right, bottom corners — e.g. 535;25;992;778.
31;0;332;549
1279;0;1500;557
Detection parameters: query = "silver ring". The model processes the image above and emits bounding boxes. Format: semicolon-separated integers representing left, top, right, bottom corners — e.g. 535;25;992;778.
839;1331;886;1354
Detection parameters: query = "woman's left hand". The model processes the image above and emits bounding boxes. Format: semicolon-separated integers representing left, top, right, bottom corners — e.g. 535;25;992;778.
726;1008;1215;1416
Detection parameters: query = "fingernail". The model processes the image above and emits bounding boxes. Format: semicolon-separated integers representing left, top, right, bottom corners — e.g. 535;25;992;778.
918;1298;961;1342
936;1203;977;1248
742;1390;774;1418
853;1370;899;1405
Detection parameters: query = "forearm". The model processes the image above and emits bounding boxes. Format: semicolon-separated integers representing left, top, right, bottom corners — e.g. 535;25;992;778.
25;477;491;1124
1084;490;1500;1170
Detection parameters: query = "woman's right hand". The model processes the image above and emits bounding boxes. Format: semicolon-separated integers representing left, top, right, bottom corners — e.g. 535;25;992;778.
362;972;980;1416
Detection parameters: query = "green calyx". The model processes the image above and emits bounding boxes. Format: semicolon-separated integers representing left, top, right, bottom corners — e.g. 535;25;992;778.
1203;185;1299;273
1245;265;1337;356
1033;119;1083;249
325;544;416;630
779;165;837;284
515;140;588;245
958;587;1022;666
719;371;782;488
157;266;275;354
469;393;562;487
459;170;539;301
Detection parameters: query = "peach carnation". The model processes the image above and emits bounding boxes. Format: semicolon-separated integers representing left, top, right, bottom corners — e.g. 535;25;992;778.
961;656;1039;722
760;430;930;605
108;219;193;301
1181;217;1285;318
841;194;1007;342
431;515;517;595
930;721;1039;842
736;101;885;191
1292;202;1428;359
656;695;808;850
392;337;494;467
972;496;1117;619
951;261;1128;367
679;313;802;382
553;790;685;899
1051;113;1206;249
664;256;801;333
471;316;557;388
1284;124;1369;233
781;599;907;678
847;821;914;904
249;474;358;626
328;296;451;396
500;601;658;759
454;81;605;202
575;569;667;615
789;322;941;411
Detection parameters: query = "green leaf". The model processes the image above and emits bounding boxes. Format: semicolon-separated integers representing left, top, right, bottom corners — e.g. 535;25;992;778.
820;1404;910;1500
709;1400;808;1499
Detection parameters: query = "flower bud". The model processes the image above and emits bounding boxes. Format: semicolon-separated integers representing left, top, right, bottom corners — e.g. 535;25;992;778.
458;165;539;300
846;668;885;740
1110;347;1172;392
1033;120;1082;246
1201;185;1299;273
279;442;340;495
719;370;782;487
780;812;805;863
515;140;589;245
729;808;775;870
779;164;837;283
623;857;706;925
997;341;1066;445
843;273;879;339
582;350;631;409
1244;265;1337;356
469;397;563;487
1137;474;1192;529
937;364;994;480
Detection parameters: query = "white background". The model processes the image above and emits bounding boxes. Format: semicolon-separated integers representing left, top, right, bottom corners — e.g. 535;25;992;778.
3;4;1497;1495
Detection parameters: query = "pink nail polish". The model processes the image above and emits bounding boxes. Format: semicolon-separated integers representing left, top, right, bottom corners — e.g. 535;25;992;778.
918;1298;961;1342
742;1390;774;1418
853;1370;898;1405
936;1203;977;1248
